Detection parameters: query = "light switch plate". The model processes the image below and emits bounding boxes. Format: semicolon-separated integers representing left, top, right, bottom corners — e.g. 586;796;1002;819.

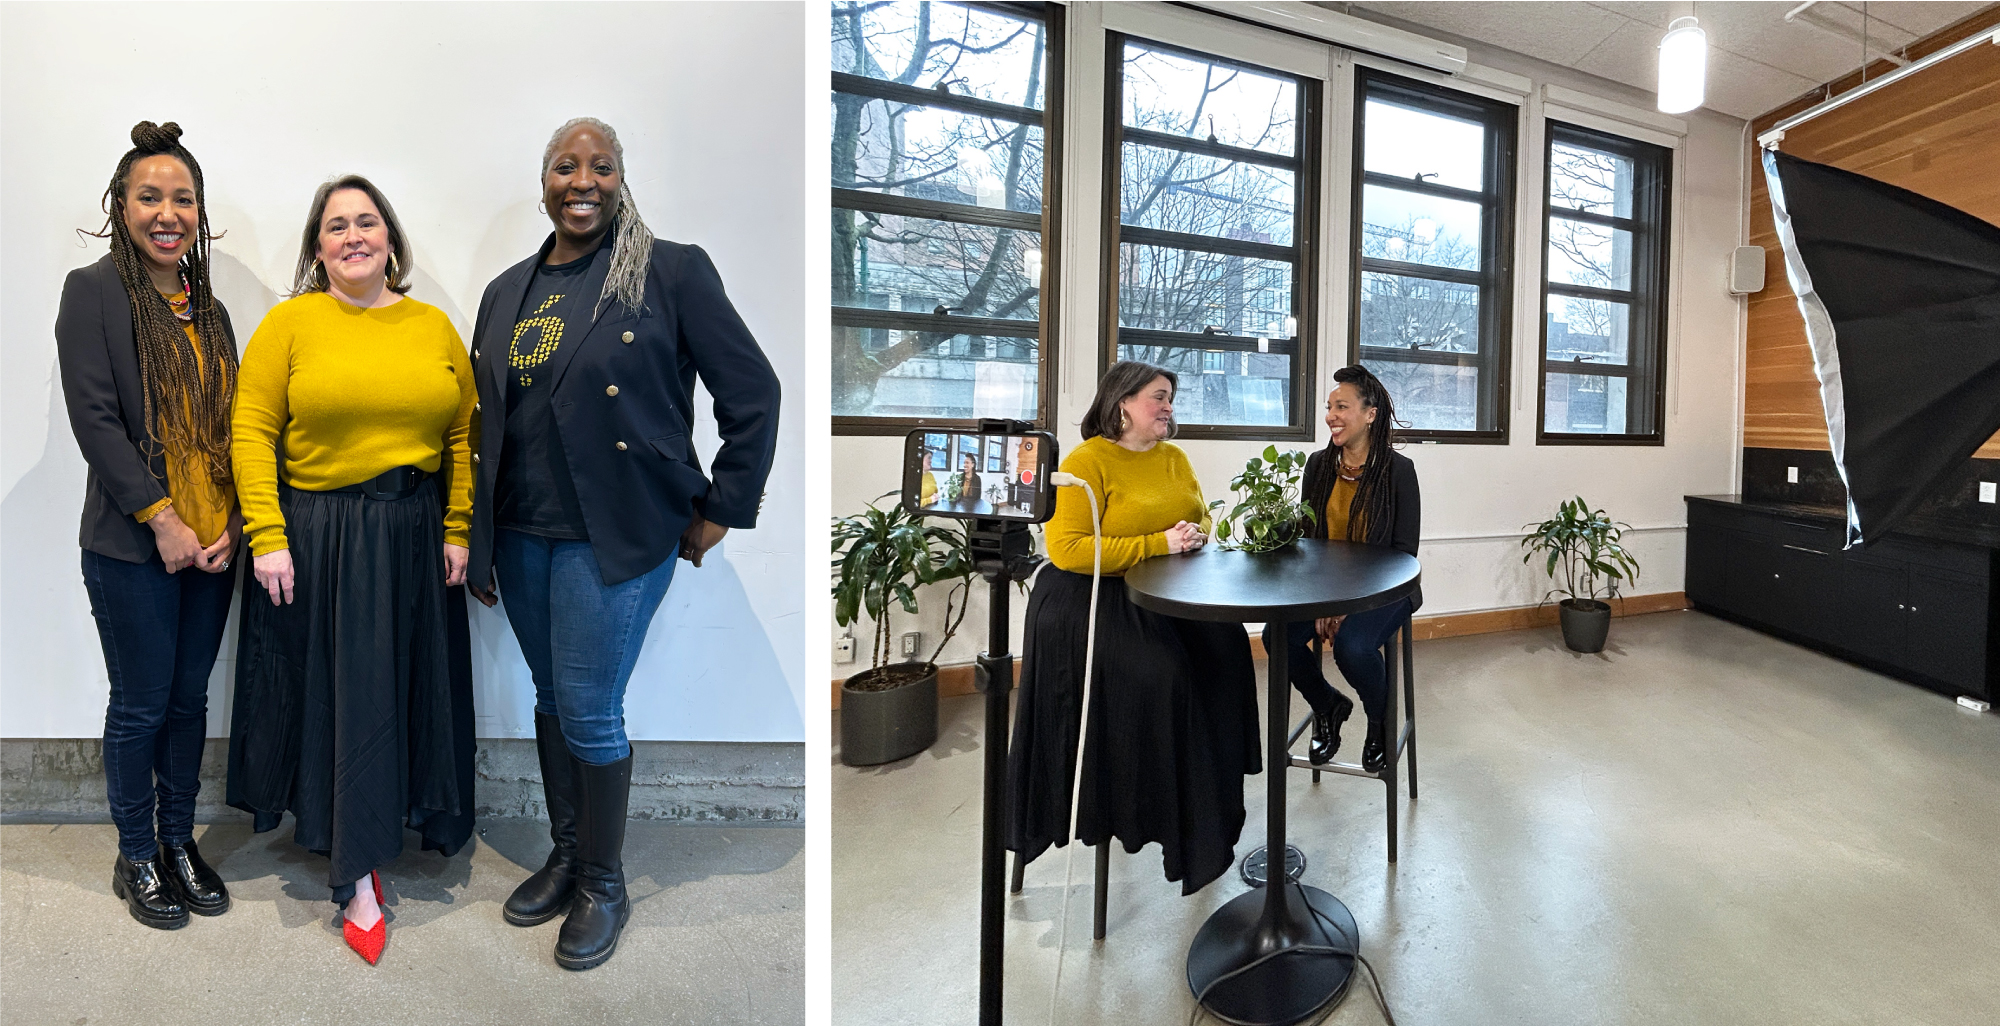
1980;481;1996;503
1787;466;1799;484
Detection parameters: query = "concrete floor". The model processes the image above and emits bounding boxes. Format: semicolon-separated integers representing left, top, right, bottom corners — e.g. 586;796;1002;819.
831;610;2000;1026
1;818;801;1026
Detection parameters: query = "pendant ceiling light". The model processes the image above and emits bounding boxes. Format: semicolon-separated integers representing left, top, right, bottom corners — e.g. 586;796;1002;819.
1657;15;1708;113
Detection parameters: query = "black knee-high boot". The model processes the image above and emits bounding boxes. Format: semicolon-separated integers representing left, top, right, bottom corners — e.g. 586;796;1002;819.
504;712;579;927
555;753;632;970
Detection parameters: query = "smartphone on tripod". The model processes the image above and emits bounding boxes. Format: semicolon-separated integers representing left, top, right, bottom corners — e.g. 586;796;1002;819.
900;427;1058;524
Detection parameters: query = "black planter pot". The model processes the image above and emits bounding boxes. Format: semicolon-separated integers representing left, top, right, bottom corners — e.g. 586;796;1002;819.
840;662;939;766
1559;599;1612;653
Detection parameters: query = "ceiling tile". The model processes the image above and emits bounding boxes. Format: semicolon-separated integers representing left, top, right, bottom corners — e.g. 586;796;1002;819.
1354;2;1632;64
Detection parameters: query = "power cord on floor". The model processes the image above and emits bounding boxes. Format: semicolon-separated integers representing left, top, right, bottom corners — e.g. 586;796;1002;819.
1181;885;1398;1026
1045;471;1101;1026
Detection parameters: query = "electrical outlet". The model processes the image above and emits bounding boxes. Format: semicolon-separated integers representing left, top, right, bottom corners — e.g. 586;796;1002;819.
834;634;856;663
1980;482;1996;504
1786;466;1799;484
901;632;922;658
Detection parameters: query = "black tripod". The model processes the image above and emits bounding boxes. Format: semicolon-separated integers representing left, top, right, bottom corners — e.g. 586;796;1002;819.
967;419;1042;1026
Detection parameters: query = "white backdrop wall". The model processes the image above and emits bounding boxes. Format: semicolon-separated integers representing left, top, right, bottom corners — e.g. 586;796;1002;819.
829;1;1749;682
1;2;806;743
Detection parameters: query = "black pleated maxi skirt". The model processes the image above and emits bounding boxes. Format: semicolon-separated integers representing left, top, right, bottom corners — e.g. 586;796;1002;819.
227;478;476;892
1006;567;1262;895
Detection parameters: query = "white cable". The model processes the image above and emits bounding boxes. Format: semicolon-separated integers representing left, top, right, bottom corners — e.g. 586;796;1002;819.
1044;470;1100;1026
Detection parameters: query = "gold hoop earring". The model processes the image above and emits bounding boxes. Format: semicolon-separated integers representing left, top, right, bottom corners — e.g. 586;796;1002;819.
537;200;547;215
310;258;324;287
386;253;400;283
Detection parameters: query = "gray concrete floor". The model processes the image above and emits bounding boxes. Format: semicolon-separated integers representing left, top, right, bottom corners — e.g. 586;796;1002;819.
832;610;2000;1025
1;818;801;1026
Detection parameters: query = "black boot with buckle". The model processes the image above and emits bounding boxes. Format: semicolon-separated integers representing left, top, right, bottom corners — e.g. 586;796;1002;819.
504;712;580;927
555;753;633;971
159;838;229;916
112;850;189;929
1309;691;1354;766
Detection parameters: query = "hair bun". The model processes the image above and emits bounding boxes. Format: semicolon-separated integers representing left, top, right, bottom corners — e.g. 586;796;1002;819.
130;121;183;152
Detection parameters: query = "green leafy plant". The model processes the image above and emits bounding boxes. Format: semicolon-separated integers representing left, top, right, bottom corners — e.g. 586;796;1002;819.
1520;496;1642;605
832;492;974;690
1208;446;1317;554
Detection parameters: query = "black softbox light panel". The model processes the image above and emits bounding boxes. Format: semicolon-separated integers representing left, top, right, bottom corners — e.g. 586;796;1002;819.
1762;149;2000;546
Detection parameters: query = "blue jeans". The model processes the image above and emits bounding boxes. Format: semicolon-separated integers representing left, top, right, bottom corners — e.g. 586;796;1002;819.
492;530;677;765
80;548;236;861
1261;597;1413;725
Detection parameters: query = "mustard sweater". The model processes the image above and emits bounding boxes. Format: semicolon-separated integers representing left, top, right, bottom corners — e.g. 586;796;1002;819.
1044;436;1209;575
232;293;476;555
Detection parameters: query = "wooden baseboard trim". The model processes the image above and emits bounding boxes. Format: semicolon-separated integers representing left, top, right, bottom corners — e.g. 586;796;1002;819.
832;592;1688;708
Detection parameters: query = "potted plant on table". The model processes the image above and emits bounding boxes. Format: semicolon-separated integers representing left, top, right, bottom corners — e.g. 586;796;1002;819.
832;492;974;765
1209;446;1317;553
1521;495;1643;653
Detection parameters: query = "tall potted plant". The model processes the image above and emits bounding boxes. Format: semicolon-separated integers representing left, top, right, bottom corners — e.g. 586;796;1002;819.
832;493;974;765
1521;496;1643;653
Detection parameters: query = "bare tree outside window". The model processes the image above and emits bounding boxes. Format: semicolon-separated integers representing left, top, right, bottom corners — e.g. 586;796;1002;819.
831;1;1056;425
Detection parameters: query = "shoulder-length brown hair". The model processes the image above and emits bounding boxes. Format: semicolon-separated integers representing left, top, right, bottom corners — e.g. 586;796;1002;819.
1079;360;1178;441
290;174;412;297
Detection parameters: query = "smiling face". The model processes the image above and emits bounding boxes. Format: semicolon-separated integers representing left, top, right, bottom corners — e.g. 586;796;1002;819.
1117;376;1176;446
315;188;391;295
543;123;621;252
1325;381;1378;450
121;155;197;279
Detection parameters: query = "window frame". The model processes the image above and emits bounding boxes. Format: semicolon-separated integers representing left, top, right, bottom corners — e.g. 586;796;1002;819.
830;0;1065;436
1098;32;1323;443
1535;120;1673;446
1347;68;1518;445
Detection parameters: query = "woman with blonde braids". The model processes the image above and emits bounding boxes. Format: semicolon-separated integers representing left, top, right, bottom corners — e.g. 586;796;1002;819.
227;175;478;965
56;121;240;929
465;117;780;970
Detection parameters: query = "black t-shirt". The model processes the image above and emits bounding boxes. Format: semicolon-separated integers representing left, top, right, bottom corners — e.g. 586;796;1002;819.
496;250;594;539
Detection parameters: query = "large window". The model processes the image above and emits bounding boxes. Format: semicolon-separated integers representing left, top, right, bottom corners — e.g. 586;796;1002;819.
1351;70;1516;441
831;2;1060;430
1538;122;1671;443
1103;36;1319;438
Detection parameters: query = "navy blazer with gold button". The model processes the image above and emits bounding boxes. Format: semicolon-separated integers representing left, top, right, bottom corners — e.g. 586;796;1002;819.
466;234;780;587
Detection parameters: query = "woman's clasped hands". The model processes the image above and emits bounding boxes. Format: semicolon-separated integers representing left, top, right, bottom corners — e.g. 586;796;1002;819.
1165;520;1208;554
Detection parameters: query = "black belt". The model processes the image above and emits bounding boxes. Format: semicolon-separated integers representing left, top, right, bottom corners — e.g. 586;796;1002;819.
323;465;430;501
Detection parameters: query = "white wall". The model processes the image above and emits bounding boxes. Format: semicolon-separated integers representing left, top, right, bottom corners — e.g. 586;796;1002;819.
0;2;806;743
829;0;1749;682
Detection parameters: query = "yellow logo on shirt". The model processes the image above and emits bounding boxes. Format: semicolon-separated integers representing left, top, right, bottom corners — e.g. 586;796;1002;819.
510;295;565;386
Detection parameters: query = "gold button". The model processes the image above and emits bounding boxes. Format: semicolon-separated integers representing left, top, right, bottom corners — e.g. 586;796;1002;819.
621;331;634;343
606;385;619;397
615;441;628;451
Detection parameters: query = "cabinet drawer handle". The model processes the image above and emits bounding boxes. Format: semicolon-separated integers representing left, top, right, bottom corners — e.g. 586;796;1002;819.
1781;544;1829;555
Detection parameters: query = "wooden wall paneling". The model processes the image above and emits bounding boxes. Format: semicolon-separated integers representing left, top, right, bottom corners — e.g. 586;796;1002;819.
1741;6;2000;458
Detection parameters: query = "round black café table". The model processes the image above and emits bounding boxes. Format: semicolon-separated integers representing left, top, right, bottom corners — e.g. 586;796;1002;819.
1124;539;1420;1026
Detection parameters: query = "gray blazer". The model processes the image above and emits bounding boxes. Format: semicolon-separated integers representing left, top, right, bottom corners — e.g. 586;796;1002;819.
55;254;236;563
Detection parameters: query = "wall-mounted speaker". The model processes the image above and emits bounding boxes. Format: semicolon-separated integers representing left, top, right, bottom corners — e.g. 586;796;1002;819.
1730;245;1766;295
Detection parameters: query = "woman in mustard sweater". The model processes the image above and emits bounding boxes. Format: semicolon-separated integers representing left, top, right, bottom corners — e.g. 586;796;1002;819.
1006;360;1261;895
227;175;477;965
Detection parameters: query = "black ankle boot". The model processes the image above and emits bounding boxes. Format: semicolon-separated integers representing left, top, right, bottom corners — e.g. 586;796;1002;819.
1309;692;1354;766
112;851;188;929
1362;717;1387;774
159;839;229;916
505;712;580;927
555;753;633;970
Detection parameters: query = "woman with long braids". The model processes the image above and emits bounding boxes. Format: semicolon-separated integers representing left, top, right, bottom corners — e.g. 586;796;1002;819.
56;121;240;929
1263;364;1422;771
227;175;478;964
464;117;780;970
1007;361;1261;897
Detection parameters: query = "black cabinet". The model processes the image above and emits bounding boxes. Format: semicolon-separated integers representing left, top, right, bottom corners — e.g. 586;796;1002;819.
1685;496;1997;701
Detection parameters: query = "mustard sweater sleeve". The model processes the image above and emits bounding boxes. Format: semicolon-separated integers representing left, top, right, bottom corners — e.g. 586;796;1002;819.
232;310;293;555
1044;442;1171;575
439;324;476;547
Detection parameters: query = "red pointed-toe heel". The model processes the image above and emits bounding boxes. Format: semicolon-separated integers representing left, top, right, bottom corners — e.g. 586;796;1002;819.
342;871;386;965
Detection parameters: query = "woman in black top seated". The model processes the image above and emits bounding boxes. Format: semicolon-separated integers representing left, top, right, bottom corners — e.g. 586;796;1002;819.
464;117;781;971
1263;364;1421;771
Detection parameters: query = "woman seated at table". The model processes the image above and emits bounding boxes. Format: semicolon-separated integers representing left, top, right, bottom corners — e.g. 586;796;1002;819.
1263;364;1421;771
1007;360;1260;895
959;452;983;503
